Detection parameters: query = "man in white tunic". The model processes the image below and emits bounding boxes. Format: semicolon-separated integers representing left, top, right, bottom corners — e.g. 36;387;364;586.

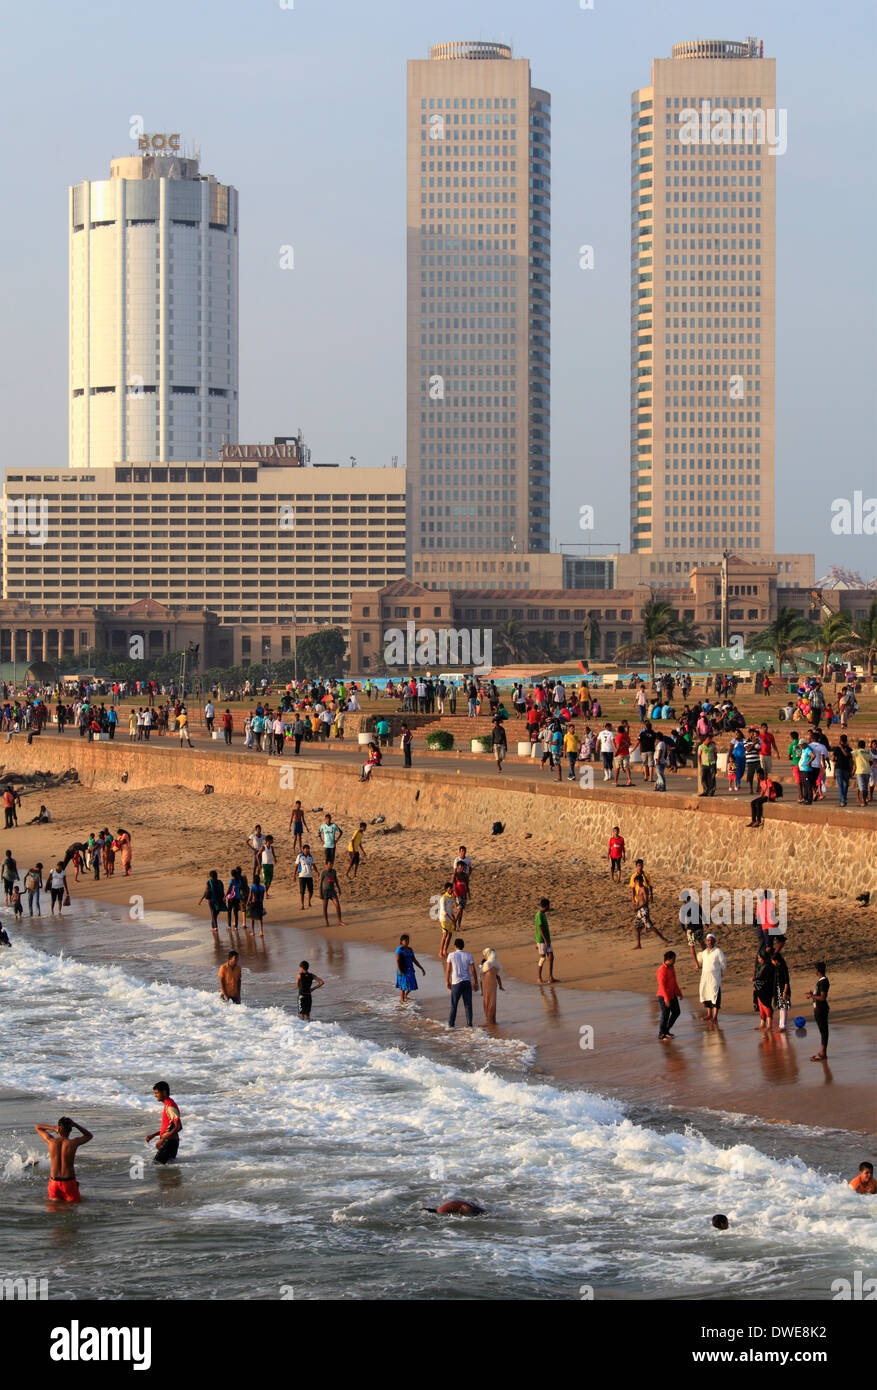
697;932;727;1024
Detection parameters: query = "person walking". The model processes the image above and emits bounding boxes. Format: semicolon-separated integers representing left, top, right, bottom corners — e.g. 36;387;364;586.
446;937;478;1028
831;734;853;808
295;844;315;911
563;723;580;781
480;947;504;1024
697;932;727;1023
771;936;791;1032
698;734;718;796
199;870;225;934
177;708;193;748
319;863;344;926
656;950;683;1041
492;717;508;773
395;933;425;1004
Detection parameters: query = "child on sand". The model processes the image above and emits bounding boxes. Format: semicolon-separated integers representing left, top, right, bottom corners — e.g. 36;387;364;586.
608;827;625;881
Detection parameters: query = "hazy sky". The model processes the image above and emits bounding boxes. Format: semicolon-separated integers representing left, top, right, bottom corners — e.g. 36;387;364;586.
2;0;874;578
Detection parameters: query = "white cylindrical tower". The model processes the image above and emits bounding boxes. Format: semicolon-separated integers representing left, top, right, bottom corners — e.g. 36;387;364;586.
69;142;239;468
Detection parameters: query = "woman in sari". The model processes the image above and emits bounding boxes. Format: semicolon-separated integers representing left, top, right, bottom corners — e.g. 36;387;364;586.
480;947;504;1025
116;829;132;876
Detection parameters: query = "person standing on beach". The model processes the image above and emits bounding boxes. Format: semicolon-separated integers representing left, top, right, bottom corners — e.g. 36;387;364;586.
446;937;478;1028
34;1116;92;1203
346;822;367;880
246;878;266;937
48;862;68;916
116;828;132;876
438;882;456;959
319;814;341;866
480;948;504;1024
296;844;315;910
656;950;683;1042
771;936;791;1032
395;933;425;1003
696;933;726;1023
289;801;308;855
199;870;225;934
608;827;626;882
752;940;775;1031
219;951;242;1003
260;837;276;896
535;898;555;983
146;1082;182;1165
319;863;344;926
806;962;830;1062
296;960;324;1021
248;825;265;881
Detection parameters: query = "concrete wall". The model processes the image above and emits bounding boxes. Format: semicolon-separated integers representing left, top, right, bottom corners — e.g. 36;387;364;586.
4;734;875;895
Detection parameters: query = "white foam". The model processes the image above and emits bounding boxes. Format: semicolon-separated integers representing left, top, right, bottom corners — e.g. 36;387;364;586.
1;940;874;1291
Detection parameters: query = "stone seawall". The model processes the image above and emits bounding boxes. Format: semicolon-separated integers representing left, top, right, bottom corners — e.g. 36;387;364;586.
3;735;875;896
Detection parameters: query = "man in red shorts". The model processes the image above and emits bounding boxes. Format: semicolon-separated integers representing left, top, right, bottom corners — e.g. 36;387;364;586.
34;1115;93;1202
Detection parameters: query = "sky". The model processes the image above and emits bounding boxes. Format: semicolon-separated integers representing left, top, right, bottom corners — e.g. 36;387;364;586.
1;0;874;579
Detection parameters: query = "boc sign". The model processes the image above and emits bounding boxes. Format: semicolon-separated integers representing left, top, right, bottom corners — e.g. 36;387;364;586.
138;133;181;151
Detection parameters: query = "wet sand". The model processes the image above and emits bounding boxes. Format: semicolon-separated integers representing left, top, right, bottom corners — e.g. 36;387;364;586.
2;779;874;1144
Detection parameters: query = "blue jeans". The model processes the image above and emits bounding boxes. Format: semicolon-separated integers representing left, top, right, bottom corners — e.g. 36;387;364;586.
658;996;680;1039
835;769;849;806
448;981;473;1027
655;761;666;790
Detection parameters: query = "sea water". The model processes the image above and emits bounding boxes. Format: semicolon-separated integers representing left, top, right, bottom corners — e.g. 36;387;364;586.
0;906;874;1301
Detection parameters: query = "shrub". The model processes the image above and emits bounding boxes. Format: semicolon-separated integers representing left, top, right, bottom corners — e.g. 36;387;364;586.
425;730;455;751
472;736;493;753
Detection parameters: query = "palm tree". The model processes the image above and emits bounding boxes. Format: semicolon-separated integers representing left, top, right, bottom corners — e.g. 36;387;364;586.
748;607;815;676
615;598;701;683
493;618;531;665
849;600;877;677
813;612;858;678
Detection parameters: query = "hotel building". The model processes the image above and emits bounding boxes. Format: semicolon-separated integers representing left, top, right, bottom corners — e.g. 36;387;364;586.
69;140;239;470
1;449;406;668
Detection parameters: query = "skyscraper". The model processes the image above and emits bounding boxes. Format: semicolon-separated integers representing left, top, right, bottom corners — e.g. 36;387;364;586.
630;38;776;563
407;42;550;563
69;140;238;469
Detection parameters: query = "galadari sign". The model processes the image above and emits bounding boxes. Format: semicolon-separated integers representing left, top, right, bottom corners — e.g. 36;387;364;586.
138;134;181;151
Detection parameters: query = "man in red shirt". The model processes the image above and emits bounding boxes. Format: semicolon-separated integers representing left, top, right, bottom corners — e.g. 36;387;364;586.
608;827;626;882
656;950;683;1042
146;1081;183;1165
614;725;633;787
759;723;779;777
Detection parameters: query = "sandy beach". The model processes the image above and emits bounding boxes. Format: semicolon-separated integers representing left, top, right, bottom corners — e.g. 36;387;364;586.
3;772;875;1142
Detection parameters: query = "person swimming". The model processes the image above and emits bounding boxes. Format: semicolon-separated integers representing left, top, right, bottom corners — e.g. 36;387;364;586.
712;1214;729;1230
425;1199;485;1216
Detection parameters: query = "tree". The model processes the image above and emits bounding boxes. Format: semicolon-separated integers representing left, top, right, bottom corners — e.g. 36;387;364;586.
615;598;701;683
813;612;858;678
295;628;346;678
748;608;815;676
850;600;877;677
493;618;531;664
